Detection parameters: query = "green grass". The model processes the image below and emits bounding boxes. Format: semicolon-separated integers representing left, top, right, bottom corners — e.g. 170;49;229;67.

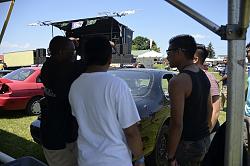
218;111;226;124
0;110;46;162
153;63;166;69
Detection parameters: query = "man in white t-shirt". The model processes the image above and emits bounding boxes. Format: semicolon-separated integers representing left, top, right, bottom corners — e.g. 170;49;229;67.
69;36;144;166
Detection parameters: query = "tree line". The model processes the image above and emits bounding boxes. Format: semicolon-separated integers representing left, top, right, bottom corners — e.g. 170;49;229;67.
132;36;216;58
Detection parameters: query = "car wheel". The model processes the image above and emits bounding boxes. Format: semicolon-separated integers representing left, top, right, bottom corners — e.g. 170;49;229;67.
145;125;168;166
26;97;42;115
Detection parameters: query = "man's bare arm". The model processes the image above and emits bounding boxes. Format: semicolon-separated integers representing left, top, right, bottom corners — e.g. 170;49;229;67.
218;74;227;83
210;95;220;131
123;123;144;165
207;92;213;131
167;74;190;158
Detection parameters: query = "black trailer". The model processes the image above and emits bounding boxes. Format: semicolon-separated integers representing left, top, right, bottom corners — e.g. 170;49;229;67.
51;16;134;64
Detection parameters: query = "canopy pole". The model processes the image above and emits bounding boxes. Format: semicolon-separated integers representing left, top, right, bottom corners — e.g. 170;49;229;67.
164;0;221;36
224;0;246;165
0;0;15;45
239;0;250;30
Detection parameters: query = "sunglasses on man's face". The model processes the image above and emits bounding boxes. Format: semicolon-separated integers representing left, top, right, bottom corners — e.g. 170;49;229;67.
166;48;179;55
166;48;189;55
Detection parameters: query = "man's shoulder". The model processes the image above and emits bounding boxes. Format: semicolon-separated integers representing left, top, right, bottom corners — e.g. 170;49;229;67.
77;72;121;83
169;73;191;89
108;74;126;85
173;72;191;82
205;71;216;80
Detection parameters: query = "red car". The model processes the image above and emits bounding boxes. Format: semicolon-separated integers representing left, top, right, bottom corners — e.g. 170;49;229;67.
0;67;44;115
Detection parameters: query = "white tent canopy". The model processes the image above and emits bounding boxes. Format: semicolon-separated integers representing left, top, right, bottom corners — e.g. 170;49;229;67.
137;50;163;58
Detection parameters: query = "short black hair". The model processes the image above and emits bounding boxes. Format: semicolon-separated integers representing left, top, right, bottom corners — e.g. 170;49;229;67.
49;36;71;56
246;42;250;48
84;36;112;66
196;44;208;64
169;34;197;60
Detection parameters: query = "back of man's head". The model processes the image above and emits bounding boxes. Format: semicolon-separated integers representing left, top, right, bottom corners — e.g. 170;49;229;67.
84;36;112;66
49;36;72;57
169;34;197;60
196;44;208;64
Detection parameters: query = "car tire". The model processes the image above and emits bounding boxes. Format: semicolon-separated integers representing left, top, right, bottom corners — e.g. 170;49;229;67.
145;125;169;166
26;96;42;115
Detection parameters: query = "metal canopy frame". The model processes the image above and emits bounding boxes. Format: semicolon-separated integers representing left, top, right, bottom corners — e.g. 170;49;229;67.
0;0;11;2
0;0;15;45
164;0;250;165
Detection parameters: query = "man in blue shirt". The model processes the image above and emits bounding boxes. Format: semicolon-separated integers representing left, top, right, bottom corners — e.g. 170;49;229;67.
243;42;250;153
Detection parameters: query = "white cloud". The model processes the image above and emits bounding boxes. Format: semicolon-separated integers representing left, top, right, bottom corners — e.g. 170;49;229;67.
1;41;31;49
192;34;207;39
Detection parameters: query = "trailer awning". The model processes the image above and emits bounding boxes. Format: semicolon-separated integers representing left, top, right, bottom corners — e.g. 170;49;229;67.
52;16;133;38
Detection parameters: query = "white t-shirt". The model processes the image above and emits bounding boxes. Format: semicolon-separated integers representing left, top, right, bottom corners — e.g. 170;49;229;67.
69;72;141;166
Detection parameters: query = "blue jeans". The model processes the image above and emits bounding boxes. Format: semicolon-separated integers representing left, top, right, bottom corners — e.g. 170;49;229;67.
176;136;210;166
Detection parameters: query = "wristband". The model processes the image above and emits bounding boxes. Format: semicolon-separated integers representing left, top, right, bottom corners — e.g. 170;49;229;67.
167;155;176;163
135;156;145;164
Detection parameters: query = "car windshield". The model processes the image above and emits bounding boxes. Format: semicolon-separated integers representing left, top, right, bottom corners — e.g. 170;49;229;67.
3;68;35;81
109;70;152;96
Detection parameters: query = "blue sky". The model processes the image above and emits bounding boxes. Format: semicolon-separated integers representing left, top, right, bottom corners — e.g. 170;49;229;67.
0;0;249;56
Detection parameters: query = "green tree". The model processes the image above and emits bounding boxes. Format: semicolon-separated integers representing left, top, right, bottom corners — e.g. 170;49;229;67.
132;36;160;52
132;36;150;50
207;42;215;58
151;40;160;52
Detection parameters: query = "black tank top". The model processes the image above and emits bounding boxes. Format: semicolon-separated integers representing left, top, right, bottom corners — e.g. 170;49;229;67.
181;69;211;141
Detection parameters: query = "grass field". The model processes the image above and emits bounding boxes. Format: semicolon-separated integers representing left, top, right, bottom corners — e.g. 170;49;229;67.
0;110;46;162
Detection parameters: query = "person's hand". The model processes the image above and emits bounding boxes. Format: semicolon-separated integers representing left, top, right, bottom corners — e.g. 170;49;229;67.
134;162;145;166
216;80;220;84
169;159;179;166
134;155;145;166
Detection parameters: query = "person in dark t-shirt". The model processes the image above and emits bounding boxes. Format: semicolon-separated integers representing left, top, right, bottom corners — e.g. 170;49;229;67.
40;36;85;166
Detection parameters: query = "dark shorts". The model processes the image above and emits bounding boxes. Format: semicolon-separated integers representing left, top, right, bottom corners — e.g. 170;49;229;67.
243;115;250;151
176;136;210;166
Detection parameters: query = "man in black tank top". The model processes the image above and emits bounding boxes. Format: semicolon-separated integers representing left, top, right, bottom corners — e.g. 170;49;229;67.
166;35;212;166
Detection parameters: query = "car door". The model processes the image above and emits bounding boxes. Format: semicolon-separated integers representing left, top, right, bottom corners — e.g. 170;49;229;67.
35;74;44;96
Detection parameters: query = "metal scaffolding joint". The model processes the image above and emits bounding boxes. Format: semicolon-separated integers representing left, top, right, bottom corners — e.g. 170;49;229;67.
220;24;247;40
